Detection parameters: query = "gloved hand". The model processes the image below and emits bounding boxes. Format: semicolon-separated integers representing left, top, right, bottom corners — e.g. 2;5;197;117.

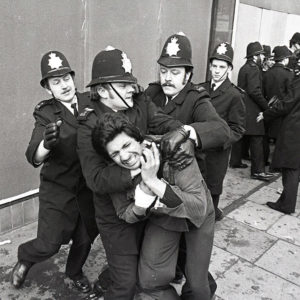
133;83;144;95
160;126;190;160
43;120;62;150
168;139;195;170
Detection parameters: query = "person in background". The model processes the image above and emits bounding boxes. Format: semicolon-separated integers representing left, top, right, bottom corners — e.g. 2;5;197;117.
92;112;215;300
262;45;294;168
198;42;246;221
257;74;300;214
237;41;274;182
287;32;300;73
262;45;274;72
11;51;98;295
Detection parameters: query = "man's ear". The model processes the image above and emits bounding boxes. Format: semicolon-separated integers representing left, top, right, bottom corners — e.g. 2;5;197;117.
97;86;108;99
185;71;192;83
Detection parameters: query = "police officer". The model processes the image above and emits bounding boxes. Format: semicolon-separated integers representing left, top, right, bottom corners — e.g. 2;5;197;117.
262;45;274;72
77;46;196;300
237;42;274;181
145;32;231;299
198;42;246;221
11;51;98;294
263;46;294;139
287;32;300;72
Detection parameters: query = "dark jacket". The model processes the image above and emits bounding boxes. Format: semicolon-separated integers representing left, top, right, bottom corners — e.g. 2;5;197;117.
145;81;231;177
263;63;294;138
199;78;246;195
25;92;98;245
263;77;300;169
238;59;268;135
77;92;182;255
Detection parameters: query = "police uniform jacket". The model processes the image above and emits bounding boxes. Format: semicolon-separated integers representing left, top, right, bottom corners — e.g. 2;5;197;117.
238;59;269;135
145;81;231;177
25;92;98;245
263;63;294;138
77;92;182;255
263;77;300;169
199;78;246;195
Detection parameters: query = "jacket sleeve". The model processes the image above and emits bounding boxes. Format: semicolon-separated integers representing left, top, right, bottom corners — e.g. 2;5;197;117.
25;109;50;167
247;69;269;111
189;90;231;150
227;92;246;144
152;159;210;228
77;115;134;195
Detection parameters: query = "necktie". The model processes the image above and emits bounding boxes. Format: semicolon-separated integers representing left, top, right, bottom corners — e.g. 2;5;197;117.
165;96;172;106
71;103;78;117
211;83;216;92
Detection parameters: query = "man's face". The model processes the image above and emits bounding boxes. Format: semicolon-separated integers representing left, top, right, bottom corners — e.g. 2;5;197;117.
265;57;274;68
106;132;142;170
100;83;135;111
210;59;231;83
47;73;76;102
256;53;265;66
159;66;190;97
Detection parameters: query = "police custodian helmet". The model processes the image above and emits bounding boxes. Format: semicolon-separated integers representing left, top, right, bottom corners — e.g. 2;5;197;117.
245;41;264;58
210;42;234;66
40;51;74;87
157;32;193;68
86;46;137;87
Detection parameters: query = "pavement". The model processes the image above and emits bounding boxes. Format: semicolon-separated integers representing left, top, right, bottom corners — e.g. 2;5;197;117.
0;161;300;300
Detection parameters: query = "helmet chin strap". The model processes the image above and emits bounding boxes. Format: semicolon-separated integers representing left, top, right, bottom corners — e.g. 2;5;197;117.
109;83;131;109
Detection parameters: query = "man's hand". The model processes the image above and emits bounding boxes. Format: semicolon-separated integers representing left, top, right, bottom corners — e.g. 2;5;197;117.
43;120;62;150
256;112;264;123
140;143;160;184
160;126;190;160
168;139;195;170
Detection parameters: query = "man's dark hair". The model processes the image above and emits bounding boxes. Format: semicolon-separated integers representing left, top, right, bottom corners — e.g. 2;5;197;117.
92;112;143;160
185;66;193;82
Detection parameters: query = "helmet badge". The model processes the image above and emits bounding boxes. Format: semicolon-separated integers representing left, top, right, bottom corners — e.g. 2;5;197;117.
121;52;132;73
166;37;180;56
216;43;227;55
48;52;63;69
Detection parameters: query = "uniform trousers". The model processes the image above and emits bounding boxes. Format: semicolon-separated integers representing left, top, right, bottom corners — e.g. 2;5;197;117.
138;211;215;300
276;168;300;213
247;135;265;175
18;216;91;280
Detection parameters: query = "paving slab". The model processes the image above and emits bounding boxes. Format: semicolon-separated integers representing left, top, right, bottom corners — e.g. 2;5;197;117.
267;215;300;246
227;201;283;231
0;223;106;300
210;245;239;279
214;217;277;263
216;259;300;300
256;240;300;287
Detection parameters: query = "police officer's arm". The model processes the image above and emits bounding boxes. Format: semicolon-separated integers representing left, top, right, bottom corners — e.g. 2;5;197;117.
247;69;269;111
26;110;51;167
226;93;246;144
77;115;135;195
188;92;231;150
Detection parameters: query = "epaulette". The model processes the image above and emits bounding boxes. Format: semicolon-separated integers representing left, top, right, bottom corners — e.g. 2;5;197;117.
34;99;54;111
193;82;207;92
231;83;245;94
248;61;258;68
77;107;94;121
284;66;293;72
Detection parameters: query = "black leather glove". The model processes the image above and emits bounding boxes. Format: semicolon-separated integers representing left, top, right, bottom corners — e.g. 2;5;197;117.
168;139;195;170
161;126;190;160
133;83;144;95
43;120;62;150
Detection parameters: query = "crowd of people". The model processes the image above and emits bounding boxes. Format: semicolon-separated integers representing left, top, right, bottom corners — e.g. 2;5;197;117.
9;31;300;300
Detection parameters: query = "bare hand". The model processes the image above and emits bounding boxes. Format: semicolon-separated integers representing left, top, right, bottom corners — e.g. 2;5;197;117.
140;143;160;184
